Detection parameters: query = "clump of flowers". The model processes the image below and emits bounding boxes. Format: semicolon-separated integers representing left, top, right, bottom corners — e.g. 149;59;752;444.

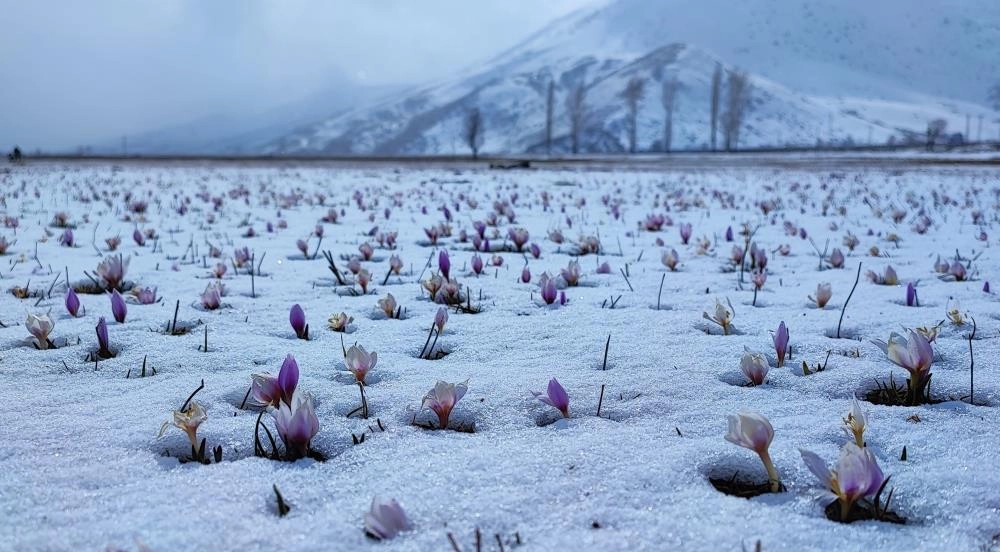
724;411;781;492
421;380;468;430
251;354;299;408
703;298;735;335
328;312;353;332
364;498;411;541
26;313;55;349
273;392;320;460
533;378;570;418
508;227;529;252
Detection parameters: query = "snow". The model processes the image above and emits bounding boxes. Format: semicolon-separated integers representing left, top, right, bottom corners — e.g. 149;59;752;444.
1;159;999;551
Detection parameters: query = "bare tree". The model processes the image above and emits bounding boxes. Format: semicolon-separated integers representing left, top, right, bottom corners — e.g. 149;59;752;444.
621;76;646;153
464;107;484;159
722;69;752;151
545;80;555;155
926;118;947;150
566;84;588;154
661;74;680;153
709;63;722;151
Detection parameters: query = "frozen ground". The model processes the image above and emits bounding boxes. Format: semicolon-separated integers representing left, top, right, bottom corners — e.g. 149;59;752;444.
1;160;999;551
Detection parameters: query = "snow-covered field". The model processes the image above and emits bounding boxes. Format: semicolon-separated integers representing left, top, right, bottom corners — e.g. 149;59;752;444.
2;161;999;551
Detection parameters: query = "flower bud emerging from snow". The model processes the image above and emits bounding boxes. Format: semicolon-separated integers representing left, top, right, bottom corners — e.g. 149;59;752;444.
725;410;780;492
438;249;451;280
533;378;570;418
358;242;374;261
471;253;484;275
933;255;950;274
96;254;129;291
289;304;308;339
26;313;54;349
560;260;581;287
521;266;531;283
364;498;411;541
59;229;74;247
422;379;468;430
65;288;81;317
772;322;789;367
740;349;770;386
662;248;679;271
389;254;403;275
843;399;867;448
201;283;223;310
540;274;558;305
434;307;448;333
96;316;111;357
378;293;398;318
159;400;207;451
905;282;918;307
725;226;734;242
948;260;967;281
274;392;320;460
984;281;991;294
110;290;127;323
828;248;845;269
328;312;353;332
132;228;145;246
810;282;832;308
800;443;884;521
703;299;734;335
751;269;767;290
529;242;541;259
548;229;564;244
296;239;309;257
679;222;692;245
345;345;378;384
508;227;529;252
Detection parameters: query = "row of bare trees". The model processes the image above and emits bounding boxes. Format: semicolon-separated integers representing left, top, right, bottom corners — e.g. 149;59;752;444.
463;64;753;157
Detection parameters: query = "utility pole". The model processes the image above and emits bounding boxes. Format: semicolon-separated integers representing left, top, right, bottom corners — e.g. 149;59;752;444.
978;114;984;142
965;114;970;142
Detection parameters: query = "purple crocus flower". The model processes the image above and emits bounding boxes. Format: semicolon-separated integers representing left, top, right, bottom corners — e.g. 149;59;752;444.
59;229;74;247
540;276;557;305
110;290;127;323
559;291;567;305
434;307;448;333
473;221;486;239
364;498;411;541
529;243;541;259
471;254;484;275
422;380;468;430
65;288;81;317
725;226;734;242
277;354;299;406
521;266;531;283
132;228;145;246
96;316;112;358
905;282;918;307
679;222;692;244
984;281;991;294
533;378;570;417
135;287;157;304
438;250;450;280
296;239;309;256
289;304;308;339
773;321;789;367
274;392;319;460
800;443;884;521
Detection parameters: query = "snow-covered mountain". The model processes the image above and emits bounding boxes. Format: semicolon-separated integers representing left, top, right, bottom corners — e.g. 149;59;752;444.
265;0;1000;155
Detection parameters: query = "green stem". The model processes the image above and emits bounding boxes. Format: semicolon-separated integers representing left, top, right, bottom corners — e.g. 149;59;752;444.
759;450;781;493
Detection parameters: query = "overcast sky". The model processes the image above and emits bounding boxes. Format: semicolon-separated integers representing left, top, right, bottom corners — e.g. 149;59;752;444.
0;0;592;151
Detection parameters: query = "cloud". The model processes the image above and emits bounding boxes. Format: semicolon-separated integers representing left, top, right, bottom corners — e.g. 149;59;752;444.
0;0;593;150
